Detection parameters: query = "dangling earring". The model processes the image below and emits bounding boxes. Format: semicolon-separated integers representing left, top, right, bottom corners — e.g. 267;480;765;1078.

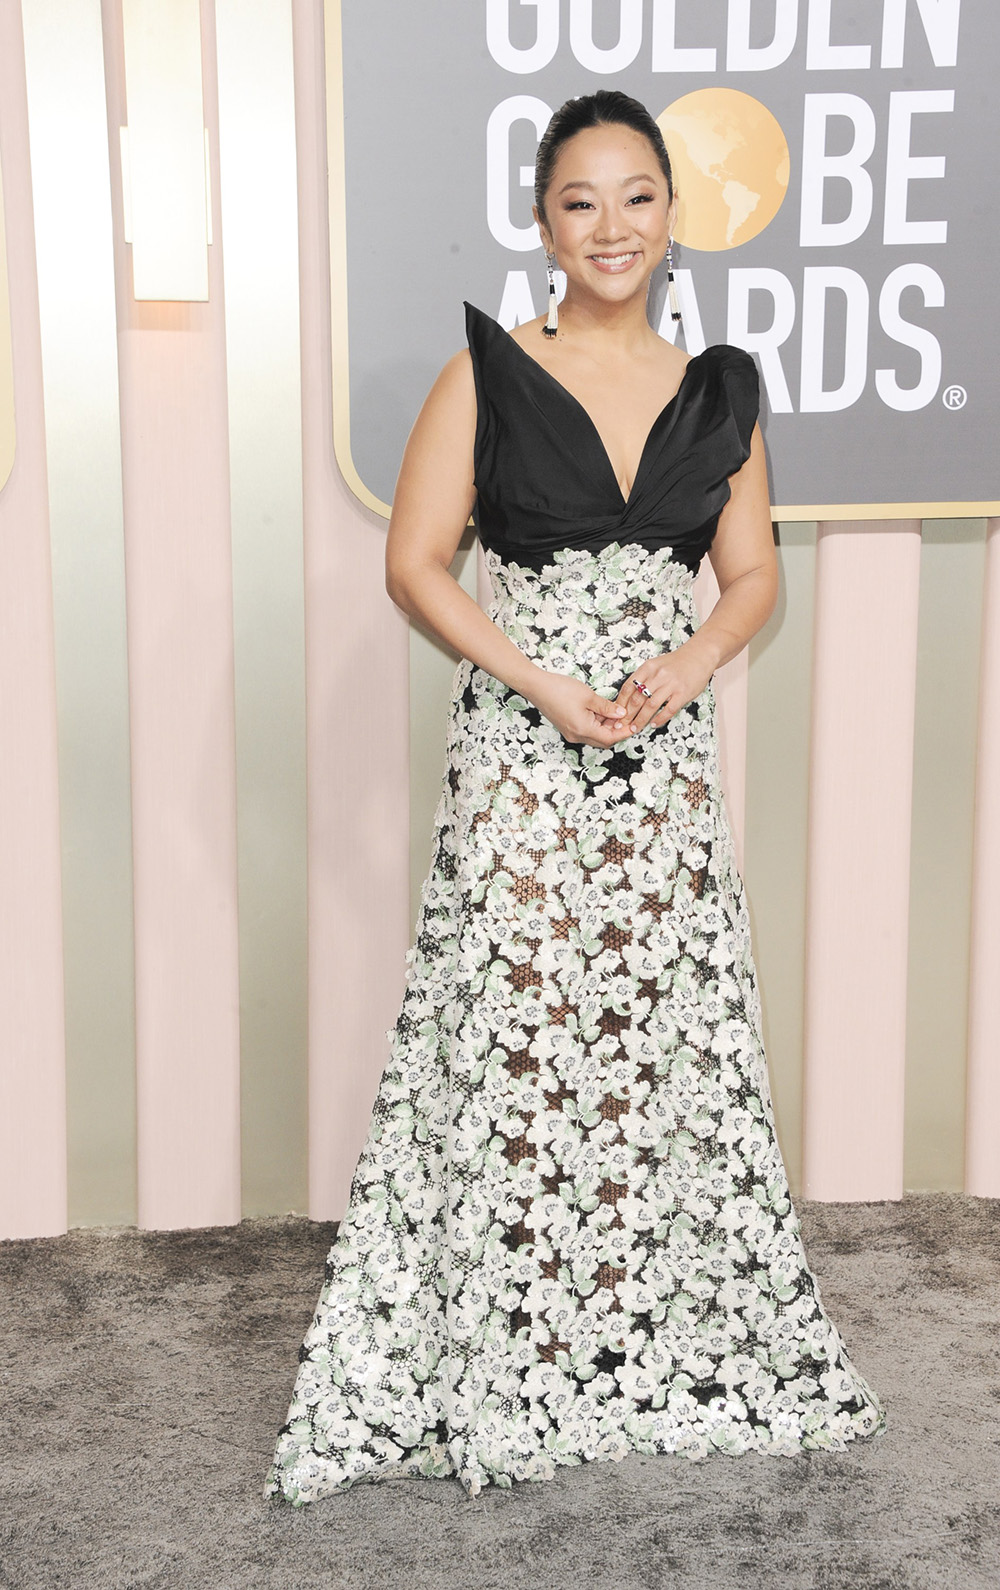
666;237;682;323
543;251;558;338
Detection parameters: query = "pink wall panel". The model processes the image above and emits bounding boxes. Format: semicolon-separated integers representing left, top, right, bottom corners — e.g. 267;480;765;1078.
105;4;242;1230
292;2;411;1222
802;520;922;1200
0;1;67;1240
966;516;1000;1195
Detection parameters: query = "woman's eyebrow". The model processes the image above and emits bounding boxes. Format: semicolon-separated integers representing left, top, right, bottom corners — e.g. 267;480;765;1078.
557;172;658;195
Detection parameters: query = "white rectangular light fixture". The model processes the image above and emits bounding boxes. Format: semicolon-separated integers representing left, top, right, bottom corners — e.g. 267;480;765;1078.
120;0;210;301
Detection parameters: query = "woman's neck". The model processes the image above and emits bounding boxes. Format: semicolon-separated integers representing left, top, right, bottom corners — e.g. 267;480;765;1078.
552;289;655;355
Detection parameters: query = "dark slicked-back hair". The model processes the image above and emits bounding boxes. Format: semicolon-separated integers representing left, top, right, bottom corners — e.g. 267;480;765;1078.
534;90;674;224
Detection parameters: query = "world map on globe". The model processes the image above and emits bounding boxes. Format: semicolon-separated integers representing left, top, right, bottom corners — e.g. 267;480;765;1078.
658;88;791;252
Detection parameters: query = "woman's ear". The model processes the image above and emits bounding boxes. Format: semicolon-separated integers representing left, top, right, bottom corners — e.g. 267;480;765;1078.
532;204;553;258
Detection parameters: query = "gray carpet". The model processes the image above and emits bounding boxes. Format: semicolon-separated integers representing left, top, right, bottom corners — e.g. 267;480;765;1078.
0;1194;997;1589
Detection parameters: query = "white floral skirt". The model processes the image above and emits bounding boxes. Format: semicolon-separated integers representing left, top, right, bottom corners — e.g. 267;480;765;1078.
264;539;887;1506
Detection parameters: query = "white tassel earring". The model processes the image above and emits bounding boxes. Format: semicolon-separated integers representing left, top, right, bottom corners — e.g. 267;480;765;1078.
666;237;681;323
543;251;558;338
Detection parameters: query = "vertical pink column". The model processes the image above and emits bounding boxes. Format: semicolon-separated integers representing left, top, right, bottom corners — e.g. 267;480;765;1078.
105;4;242;1229
295;1;411;1221
966;517;1000;1195
0;3;67;1239
802;520;921;1200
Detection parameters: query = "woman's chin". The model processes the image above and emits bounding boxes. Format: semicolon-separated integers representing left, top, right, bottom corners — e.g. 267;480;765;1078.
567;272;652;311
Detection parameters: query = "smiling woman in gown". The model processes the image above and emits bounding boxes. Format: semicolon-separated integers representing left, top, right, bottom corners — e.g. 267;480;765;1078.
264;88;887;1506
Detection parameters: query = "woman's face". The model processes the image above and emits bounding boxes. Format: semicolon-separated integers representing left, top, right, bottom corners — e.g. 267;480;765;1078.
534;122;677;308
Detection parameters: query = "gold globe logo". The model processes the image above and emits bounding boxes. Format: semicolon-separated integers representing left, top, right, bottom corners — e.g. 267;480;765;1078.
658;89;790;252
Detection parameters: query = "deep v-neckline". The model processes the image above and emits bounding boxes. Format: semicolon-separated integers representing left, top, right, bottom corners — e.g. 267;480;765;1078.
498;315;705;510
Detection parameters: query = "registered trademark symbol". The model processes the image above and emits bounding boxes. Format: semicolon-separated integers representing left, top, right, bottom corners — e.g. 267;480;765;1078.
943;385;968;410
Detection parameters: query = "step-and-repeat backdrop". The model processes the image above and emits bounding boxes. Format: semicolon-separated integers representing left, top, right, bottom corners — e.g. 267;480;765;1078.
327;0;996;518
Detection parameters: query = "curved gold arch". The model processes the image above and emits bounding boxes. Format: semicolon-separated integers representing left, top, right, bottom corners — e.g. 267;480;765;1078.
324;0;391;519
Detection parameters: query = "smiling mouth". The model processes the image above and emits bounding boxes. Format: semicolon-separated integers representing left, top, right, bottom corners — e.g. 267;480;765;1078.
589;252;639;272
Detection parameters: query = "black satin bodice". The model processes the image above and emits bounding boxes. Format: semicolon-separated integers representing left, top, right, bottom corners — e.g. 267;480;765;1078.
464;300;759;574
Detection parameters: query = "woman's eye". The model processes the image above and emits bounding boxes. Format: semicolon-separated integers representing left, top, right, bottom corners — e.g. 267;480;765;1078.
564;194;654;211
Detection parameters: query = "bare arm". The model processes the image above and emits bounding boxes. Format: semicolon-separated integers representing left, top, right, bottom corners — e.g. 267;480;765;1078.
385;349;633;746
691;422;778;672
613;423;777;730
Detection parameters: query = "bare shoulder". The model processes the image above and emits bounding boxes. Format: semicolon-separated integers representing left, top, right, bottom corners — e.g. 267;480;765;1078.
391;346;477;530
429;345;475;397
414;346;476;432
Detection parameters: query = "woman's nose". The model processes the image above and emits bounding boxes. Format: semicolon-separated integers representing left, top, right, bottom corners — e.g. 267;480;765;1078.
593;208;629;243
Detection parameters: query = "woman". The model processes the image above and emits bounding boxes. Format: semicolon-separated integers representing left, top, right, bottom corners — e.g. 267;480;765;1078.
264;90;886;1506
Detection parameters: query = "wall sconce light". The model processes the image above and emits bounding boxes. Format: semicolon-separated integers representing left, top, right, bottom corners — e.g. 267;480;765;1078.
119;0;211;302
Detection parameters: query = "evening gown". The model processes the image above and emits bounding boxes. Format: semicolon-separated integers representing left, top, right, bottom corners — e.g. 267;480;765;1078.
264;301;887;1505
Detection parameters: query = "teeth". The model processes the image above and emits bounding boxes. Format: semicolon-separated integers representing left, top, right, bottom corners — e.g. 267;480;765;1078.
593;253;635;266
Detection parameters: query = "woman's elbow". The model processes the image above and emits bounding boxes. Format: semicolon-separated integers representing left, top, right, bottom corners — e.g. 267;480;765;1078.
762;559;779;621
385;559;413;613
384;554;400;603
384;531;414;607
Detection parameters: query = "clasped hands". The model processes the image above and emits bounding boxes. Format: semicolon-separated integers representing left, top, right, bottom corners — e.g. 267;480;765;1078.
525;641;715;749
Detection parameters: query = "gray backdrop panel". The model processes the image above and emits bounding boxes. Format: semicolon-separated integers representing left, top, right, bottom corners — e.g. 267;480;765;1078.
340;0;996;513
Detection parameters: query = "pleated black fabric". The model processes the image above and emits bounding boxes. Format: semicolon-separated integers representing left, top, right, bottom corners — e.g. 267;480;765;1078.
465;301;759;574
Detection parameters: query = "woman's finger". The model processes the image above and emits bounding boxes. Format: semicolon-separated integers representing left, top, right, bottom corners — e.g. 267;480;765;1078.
626;676;672;732
584;697;632;738
648;691;681;728
590;690;627;723
585;721;633;748
622;673;654;726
